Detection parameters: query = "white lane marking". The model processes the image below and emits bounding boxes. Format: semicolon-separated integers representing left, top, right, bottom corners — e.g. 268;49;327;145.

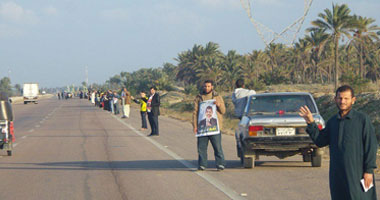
21;136;27;139
111;115;245;200
35;125;40;128
28;129;34;133
13;143;18;147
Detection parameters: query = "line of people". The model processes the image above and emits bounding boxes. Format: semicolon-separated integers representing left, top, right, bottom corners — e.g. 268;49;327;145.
88;86;161;136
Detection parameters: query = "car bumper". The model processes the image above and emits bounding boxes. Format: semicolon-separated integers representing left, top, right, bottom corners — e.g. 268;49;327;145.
242;135;317;151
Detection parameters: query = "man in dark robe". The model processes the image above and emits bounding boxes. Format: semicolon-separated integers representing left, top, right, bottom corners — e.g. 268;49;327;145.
299;85;378;200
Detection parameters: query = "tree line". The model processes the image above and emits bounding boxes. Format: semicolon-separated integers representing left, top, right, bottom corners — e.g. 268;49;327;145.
103;4;379;95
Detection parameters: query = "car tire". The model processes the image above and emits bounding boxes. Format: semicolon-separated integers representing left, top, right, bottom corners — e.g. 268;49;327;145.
243;157;254;168
303;154;311;162
240;150;255;168
24;102;27;104
311;148;322;167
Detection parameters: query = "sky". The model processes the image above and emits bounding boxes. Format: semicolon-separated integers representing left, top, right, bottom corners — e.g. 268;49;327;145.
0;0;379;88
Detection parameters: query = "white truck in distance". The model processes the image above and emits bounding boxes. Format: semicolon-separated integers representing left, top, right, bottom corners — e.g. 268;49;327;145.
23;83;39;104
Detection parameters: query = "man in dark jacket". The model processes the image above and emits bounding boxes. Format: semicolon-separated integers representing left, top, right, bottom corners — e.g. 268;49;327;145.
147;86;160;136
299;85;378;200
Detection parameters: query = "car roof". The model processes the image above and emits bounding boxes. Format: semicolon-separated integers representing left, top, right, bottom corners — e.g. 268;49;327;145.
251;92;312;97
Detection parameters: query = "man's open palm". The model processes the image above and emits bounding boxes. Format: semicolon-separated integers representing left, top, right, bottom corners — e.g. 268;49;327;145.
299;106;314;124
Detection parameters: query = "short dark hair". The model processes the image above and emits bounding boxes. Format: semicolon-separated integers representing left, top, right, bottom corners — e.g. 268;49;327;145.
150;86;157;90
140;90;146;94
236;79;244;88
204;80;214;86
336;85;355;97
206;106;213;111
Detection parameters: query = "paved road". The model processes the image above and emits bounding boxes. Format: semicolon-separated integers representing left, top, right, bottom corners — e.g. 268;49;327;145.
0;98;379;200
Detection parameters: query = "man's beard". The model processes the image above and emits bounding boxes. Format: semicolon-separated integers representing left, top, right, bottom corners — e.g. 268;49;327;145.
336;103;353;113
204;89;212;94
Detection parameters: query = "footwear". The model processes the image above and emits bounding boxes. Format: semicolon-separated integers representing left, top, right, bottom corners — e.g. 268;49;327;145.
216;165;225;171
197;166;206;171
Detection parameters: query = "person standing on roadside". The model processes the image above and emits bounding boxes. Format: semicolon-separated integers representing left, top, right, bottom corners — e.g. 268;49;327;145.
121;88;131;118
113;91;120;115
133;91;148;130
107;90;114;114
146;86;160;136
193;80;226;171
232;79;256;120
299;85;378;200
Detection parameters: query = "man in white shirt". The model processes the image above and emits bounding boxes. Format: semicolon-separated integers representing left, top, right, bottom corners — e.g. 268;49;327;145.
232;79;256;119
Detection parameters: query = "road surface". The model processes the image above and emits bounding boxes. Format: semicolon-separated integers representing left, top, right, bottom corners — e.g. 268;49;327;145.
0;97;379;200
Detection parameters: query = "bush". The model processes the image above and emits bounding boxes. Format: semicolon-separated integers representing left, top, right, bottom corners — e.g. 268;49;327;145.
184;84;199;95
340;72;370;94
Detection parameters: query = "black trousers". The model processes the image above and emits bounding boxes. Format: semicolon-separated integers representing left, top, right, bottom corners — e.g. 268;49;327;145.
147;112;159;135
141;111;147;128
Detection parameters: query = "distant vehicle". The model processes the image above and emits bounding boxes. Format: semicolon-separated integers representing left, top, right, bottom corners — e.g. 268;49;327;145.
41;91;46;95
235;92;325;168
23;83;39;104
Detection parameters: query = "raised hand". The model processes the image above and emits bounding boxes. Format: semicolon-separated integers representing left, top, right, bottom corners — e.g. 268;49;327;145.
298;106;314;124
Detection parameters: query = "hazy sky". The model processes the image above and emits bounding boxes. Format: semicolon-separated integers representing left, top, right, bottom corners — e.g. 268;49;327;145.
0;0;379;88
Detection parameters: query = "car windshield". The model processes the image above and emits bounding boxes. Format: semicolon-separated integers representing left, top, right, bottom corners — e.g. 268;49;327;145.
248;94;317;114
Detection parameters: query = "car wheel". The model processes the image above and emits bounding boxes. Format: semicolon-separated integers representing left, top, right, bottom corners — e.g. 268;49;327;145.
240;150;255;168
302;154;311;162
311;148;322;167
243;157;254;168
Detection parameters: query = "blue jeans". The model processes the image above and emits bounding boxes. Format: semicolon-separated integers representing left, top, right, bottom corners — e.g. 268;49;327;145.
197;133;225;168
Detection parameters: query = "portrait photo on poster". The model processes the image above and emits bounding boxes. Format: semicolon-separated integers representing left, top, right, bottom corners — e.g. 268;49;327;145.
197;99;220;137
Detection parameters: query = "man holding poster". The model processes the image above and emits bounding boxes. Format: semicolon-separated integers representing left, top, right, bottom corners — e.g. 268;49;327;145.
193;80;226;171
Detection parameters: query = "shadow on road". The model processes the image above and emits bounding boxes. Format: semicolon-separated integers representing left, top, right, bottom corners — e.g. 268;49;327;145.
0;159;315;171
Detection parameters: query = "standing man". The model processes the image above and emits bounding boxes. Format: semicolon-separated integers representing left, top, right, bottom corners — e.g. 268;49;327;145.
146;86;160;136
121;88;131;118
232;79;256;120
107;90;114;114
299;85;378;200
193;80;226;171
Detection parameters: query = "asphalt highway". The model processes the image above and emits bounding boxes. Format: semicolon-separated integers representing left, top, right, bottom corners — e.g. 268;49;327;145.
0;97;379;200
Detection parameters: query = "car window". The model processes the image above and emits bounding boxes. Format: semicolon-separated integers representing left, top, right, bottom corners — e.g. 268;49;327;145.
248;95;317;114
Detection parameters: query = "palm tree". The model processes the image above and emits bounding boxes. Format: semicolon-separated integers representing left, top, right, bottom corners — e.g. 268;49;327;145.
220;50;243;91
305;29;329;82
293;38;312;83
308;3;355;89
350;15;380;79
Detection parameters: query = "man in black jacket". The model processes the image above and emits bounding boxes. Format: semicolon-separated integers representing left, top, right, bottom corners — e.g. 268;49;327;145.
147;86;160;136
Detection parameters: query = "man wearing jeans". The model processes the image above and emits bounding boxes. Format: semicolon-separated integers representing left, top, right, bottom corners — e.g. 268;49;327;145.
193;80;226;171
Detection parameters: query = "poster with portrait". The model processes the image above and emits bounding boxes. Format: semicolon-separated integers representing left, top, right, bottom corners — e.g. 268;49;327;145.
196;99;220;137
